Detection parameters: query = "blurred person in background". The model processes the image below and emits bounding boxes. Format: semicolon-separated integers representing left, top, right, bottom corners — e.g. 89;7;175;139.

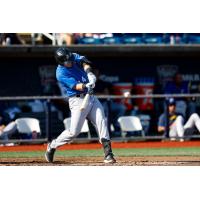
56;33;74;45
158;98;200;141
0;33;25;45
187;81;200;116
164;73;189;117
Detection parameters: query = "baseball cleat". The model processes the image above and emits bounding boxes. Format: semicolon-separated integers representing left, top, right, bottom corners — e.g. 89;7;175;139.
104;154;116;164
45;143;56;163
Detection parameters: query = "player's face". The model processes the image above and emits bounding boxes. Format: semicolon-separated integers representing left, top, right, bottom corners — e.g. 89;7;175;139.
169;104;175;113
64;61;73;67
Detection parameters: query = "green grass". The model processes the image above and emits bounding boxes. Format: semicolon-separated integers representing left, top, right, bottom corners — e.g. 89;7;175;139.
1;147;200;158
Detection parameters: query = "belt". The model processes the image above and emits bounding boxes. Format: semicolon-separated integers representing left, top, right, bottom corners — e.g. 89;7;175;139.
75;93;86;98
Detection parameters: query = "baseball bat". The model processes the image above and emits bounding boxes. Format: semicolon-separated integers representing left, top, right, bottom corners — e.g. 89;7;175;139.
80;93;90;111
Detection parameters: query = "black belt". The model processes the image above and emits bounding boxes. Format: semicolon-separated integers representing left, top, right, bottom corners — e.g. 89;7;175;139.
75;93;86;97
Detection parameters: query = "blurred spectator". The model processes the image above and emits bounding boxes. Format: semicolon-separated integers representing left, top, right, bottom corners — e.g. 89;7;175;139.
4;105;21;121
164;73;189;117
56;33;74;45
34;33;54;45
73;33;84;44
0;115;17;145
0;33;25;45
157;98;200;141
187;82;200;115
1;101;22;120
74;33;117;44
27;100;45;112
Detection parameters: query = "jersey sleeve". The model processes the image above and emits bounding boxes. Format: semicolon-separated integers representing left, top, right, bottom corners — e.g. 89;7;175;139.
158;114;165;127
72;53;87;66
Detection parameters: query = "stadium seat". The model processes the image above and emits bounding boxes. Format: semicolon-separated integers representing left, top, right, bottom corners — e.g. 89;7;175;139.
63;117;91;139
16;111;63;138
15;117;41;138
187;33;200;44
118;116;145;138
78;37;102;44
143;33;164;44
122;33;143;44
102;36;121;44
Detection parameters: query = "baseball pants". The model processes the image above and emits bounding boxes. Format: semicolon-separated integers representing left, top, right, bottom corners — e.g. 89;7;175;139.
50;95;110;149
169;113;200;138
0;121;17;141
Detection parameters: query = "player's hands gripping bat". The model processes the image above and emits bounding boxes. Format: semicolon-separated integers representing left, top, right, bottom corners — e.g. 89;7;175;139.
80;72;96;111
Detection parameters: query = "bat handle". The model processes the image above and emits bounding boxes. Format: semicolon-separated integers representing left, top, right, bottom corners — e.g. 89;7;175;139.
80;93;90;111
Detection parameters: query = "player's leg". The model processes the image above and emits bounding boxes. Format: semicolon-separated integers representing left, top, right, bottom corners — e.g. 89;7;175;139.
87;96;116;163
169;126;177;140
0;121;17;138
184;113;200;132
174;115;185;138
45;97;91;162
50;109;88;148
0;121;17;145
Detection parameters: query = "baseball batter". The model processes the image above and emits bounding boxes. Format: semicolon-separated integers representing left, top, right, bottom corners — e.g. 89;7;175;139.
45;47;116;163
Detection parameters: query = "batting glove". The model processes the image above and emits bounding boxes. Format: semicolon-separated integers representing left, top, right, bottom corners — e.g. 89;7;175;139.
87;72;96;85
86;82;95;89
85;83;94;95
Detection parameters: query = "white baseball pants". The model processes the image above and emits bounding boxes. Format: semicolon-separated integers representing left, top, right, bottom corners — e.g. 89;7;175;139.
170;113;200;138
50;95;110;149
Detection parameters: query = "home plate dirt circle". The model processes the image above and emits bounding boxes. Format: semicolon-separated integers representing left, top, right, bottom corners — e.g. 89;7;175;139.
1;156;200;166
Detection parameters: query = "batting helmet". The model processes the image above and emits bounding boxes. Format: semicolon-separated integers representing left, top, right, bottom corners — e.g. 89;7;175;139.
54;47;73;65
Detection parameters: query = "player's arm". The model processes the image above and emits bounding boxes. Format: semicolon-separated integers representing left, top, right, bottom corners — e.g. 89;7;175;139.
73;54;96;89
73;53;92;70
74;60;92;91
82;62;92;73
82;62;96;88
75;54;96;81
158;126;165;132
157;114;166;133
57;72;86;92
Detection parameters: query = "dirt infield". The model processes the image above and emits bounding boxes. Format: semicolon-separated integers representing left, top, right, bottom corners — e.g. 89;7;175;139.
1;156;200;166
0;140;200;166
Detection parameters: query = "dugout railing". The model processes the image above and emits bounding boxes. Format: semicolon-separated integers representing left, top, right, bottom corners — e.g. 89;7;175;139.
1;94;200;144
